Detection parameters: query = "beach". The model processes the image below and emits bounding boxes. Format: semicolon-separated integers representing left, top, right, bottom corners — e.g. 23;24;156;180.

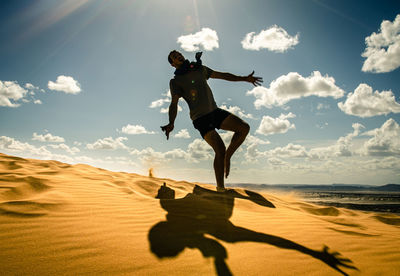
1;152;399;275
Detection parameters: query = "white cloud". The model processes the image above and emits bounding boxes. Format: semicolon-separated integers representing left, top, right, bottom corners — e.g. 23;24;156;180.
32;132;65;143
361;14;400;73
0;136;51;156
338;83;400;117
268;143;308;158
150;90;183;113
149;98;170;109
34;99;42;104
362;118;400;156
256;113;296;136
267;157;289;167
120;124;155;135
48;143;80;155
130;138;213;165
130;147;190;165
0;80;28;107
48;75;81;94
220;105;255;119
87;137;128;150
187;138;213;161
247;71;344;108
308;123;364;160
242;135;270;163
174;129;191;139
160;106;183;113
242;25;299;52
246;123;364;163
177;27;219;52
244;135;270;147
25;83;36;90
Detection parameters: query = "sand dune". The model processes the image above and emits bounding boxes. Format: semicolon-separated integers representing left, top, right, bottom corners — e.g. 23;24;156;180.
0;153;399;275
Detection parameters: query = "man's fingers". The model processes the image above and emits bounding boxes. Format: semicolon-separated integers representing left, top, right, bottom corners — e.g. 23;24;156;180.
249;70;255;77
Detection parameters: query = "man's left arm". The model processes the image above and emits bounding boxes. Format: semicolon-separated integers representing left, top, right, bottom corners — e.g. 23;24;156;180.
210;70;263;86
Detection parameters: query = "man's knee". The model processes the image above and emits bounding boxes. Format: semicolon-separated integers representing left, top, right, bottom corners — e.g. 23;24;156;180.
241;122;250;136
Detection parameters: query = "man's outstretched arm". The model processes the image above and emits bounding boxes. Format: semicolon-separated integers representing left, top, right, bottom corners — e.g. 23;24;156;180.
160;93;180;140
210;70;263;86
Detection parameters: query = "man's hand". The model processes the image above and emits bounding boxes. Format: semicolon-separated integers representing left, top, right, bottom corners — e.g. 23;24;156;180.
246;71;263;86
160;123;174;140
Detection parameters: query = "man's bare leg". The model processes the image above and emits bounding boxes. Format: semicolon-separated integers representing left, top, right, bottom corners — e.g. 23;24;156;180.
219;115;250;178
204;130;226;189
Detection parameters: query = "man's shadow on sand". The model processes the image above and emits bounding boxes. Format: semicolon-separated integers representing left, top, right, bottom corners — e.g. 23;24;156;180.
148;184;357;276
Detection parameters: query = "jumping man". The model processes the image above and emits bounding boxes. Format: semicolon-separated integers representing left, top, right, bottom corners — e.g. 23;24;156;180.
161;50;263;191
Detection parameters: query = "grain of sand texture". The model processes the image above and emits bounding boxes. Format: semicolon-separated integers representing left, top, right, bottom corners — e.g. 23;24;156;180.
0;153;399;275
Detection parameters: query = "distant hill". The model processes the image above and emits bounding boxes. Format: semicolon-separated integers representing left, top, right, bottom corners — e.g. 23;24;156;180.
227;183;400;192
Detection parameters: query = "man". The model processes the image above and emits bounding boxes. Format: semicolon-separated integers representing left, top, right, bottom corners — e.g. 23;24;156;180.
161;50;262;191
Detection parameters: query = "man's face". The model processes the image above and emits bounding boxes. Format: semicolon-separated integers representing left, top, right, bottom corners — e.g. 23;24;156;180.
169;51;185;68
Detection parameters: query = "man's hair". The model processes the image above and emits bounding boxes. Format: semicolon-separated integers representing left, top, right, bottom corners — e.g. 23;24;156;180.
168;50;176;65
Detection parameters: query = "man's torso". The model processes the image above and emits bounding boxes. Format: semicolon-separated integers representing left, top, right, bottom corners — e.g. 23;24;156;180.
170;65;217;121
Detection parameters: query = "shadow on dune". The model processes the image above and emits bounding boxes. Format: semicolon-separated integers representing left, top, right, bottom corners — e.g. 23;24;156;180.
148;184;357;276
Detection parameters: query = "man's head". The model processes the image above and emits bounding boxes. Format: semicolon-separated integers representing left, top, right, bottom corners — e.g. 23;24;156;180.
168;50;185;68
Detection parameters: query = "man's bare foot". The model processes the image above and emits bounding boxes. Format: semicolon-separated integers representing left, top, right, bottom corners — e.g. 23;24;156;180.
224;155;231;178
217;186;227;192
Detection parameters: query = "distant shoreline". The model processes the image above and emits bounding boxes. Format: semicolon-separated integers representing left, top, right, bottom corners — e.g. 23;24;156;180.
226;183;400;192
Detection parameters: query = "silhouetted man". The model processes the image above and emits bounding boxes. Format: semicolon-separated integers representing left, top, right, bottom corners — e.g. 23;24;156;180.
161;51;262;191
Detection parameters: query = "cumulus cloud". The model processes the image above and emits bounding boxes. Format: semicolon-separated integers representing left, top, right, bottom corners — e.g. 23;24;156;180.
174;129;191;139
241;25;299;52
150;90;183;113
361;14;400;73
0;80;28;107
243;135;270;162
129;137;213;165
268;143;308;158
120;124;155;135
48;75;81;94
187;138;213;161
32;132;65;143
267;157;289;167
308;123;364;160
251;123;364;162
177;27;219;52
256;113;296;136
338;83;400;117
48;143;80;155
362;118;400;156
87;137;128;150
0;136;51;156
247;71;344;108
220;105;255;119
149;98;170;109
130;147;189;165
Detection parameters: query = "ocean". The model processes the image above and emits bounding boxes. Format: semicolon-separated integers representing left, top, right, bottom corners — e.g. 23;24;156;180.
228;183;400;214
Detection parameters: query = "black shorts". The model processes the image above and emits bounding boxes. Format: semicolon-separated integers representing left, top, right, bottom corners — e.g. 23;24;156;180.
193;108;232;138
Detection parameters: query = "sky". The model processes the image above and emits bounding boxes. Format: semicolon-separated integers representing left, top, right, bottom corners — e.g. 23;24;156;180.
1;0;400;185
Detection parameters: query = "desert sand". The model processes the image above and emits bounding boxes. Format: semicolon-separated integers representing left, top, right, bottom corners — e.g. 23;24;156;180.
0;152;399;276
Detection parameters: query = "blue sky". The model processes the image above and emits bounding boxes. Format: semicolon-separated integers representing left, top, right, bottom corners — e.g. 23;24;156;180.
1;0;400;185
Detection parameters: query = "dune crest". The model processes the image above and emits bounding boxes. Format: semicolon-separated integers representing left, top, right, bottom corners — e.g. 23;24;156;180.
0;153;399;275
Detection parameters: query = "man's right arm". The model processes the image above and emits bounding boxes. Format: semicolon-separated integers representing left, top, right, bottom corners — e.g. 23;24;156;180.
161;93;180;140
168;93;180;125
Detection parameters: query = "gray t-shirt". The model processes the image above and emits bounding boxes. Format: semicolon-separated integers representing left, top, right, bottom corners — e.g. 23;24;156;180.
169;65;217;121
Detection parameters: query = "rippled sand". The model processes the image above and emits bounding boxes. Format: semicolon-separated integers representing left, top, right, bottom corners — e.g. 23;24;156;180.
1;153;399;275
